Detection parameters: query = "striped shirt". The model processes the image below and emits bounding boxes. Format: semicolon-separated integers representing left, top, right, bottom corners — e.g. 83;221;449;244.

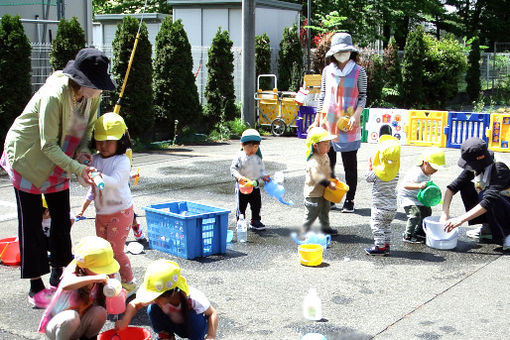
366;170;399;210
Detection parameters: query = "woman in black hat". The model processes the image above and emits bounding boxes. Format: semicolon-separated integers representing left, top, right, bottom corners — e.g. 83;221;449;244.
441;137;510;250
1;48;116;308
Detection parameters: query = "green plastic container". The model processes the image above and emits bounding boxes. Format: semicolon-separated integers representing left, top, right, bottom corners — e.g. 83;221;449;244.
417;181;442;207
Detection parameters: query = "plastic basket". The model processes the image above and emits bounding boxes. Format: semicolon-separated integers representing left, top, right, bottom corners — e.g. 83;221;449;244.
297;106;316;139
445;112;490;149
142;201;230;260
486;113;510;152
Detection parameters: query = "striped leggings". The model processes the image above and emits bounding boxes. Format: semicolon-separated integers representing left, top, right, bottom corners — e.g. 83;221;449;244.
370;207;396;247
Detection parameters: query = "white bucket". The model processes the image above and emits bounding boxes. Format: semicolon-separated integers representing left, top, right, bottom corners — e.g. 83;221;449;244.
423;216;458;250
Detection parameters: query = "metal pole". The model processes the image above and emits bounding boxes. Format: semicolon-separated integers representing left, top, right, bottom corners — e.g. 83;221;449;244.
241;0;256;125
306;0;311;72
492;42;496;90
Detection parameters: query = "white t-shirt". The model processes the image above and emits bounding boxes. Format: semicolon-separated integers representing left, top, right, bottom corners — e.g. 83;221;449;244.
398;166;431;207
87;154;133;215
165;287;211;324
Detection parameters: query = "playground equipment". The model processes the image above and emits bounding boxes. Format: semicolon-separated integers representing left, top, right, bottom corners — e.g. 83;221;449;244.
486;112;510;151
366;108;408;144
404;110;448;147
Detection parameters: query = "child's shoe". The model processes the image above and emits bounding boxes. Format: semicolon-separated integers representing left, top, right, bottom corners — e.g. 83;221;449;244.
132;223;146;240
122;281;137;298
402;234;421;244
321;227;338;235
28;288;54;309
250;220;266;231
364;245;389;256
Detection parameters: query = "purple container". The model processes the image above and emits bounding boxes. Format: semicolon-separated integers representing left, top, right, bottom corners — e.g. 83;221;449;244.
297;106;317;139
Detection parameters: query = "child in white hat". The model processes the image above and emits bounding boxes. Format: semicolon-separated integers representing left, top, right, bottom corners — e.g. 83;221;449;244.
364;135;400;256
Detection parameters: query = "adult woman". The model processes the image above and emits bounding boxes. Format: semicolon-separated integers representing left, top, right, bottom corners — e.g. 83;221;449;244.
1;48;116;308
310;32;367;212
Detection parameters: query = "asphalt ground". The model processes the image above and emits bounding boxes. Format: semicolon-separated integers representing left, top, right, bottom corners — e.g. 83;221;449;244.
0;136;509;340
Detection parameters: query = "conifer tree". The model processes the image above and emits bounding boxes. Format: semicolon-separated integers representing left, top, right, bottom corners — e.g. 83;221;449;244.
466;36;481;102
111;16;154;140
401;26;425;108
0;15;31;152
153;18;201;138
49;17;86;71
204;28;235;131
278;24;303;91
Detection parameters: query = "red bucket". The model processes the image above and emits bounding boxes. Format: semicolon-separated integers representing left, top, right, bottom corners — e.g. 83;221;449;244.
0;237;20;266
98;327;151;340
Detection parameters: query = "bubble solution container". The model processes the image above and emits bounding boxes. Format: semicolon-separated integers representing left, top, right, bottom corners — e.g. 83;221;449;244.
323;179;349;203
423;216;459;250
0;237;20;266
298;244;323;267
98;327;151;340
303;288;322;321
417;181;442;207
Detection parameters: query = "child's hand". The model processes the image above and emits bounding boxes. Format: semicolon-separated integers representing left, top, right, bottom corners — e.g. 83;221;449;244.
263;175;271;183
328;181;336;190
420;181;428;189
368;157;373;171
115;318;129;331
95;273;109;285
238;177;250;185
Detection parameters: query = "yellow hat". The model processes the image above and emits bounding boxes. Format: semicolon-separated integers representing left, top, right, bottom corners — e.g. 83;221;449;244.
373;135;400;181
305;127;336;160
94;112;127;141
71;236;120;274
422;147;446;170
136;260;189;304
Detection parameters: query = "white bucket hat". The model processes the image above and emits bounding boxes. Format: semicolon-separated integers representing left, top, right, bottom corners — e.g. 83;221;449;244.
326;33;358;58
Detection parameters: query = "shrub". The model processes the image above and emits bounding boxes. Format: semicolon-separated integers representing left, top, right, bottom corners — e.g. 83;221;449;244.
278;24;303;91
110;16;154;140
466;36;481;102
382;37;402;105
49;17;86;71
203;28;236;132
401;26;425;108
255;33;272;90
0;15;31;153
153;18;201;139
359;49;384;106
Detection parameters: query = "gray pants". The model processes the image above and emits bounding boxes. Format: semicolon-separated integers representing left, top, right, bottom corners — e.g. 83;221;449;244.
45;305;107;340
404;205;432;238
370;207;396;247
303;196;330;232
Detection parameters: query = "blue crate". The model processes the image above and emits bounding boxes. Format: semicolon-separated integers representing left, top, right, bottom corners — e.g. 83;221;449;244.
297;106;316;139
445;112;490;149
142;201;230;260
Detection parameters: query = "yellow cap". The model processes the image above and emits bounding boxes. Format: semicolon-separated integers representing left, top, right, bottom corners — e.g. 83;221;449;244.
373;135;400;181
422;147;446;170
136;260;189;304
94;112;127;141
305;127;336;160
71;236;120;275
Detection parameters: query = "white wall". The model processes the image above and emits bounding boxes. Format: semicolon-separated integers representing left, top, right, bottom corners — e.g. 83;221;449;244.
173;8;202;46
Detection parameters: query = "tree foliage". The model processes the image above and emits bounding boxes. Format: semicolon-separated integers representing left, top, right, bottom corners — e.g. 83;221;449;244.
49;17;86;71
278;24;303;91
382;37;402;105
153;18;201;138
401;26;425;108
204;28;236;132
0;15;31;153
255;33;272;90
359;50;384;107
110;16;154;140
93;0;171;14
466;35;481;102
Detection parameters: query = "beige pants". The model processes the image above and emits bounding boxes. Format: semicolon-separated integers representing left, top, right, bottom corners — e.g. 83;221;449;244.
45;305;107;340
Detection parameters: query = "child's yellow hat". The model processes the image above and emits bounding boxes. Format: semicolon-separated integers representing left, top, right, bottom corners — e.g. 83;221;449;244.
373;135;400;181
94;112;127;141
305;127;336;160
136;260;189;304
421;147;446;170
71;236;120;275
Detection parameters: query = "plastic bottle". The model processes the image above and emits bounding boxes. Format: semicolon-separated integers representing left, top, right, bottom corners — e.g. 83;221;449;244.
303;288;322;321
90;171;104;190
237;214;247;243
104;279;126;314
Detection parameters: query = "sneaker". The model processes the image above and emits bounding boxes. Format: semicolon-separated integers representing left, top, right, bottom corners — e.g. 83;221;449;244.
466;224;492;240
250;220;266;230
364;245;389;256
503;235;510;251
330;203;341;211
132;223;145;240
122;281;137;298
341;200;354;213
321;227;338;235
402;236;421;244
28;288;54;309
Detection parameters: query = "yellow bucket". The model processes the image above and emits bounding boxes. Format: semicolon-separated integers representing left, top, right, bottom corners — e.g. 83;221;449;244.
323;179;349;203
298;244;323;267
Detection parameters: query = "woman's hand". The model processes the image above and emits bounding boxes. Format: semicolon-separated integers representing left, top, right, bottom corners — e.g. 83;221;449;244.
76;152;92;165
80;166;95;185
348;114;360;130
443;217;463;232
440;211;450;223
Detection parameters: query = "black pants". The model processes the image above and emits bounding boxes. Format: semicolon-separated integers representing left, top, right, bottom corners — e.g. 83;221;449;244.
328;147;358;202
459;184;510;243
14;188;73;279
236;186;261;221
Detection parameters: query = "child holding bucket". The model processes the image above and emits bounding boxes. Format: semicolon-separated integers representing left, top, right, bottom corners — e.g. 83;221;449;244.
398;148;446;243
88;112;137;295
302;127;339;236
230;129;270;230
38;236;119;340
364;135;400;256
115;259;218;340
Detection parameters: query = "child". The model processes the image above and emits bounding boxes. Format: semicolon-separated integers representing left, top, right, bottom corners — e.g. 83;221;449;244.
88;112;136;295
364;135;400;256
230;129;270;230
38;236;119;340
302;127;338;235
116;260;218;340
398;147;446;243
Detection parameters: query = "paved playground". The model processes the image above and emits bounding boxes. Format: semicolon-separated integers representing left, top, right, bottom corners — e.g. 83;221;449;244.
0;136;509;339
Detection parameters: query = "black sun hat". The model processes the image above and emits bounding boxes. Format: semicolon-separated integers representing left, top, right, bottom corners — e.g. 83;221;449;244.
63;48;116;91
458;137;494;171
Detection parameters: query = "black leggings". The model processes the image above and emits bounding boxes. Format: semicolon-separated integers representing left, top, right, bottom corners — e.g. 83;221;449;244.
328;147;358;202
15;188;73;279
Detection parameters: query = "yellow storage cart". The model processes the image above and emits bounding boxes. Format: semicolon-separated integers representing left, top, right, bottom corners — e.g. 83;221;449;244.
486;113;510;152
404;110;448;147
